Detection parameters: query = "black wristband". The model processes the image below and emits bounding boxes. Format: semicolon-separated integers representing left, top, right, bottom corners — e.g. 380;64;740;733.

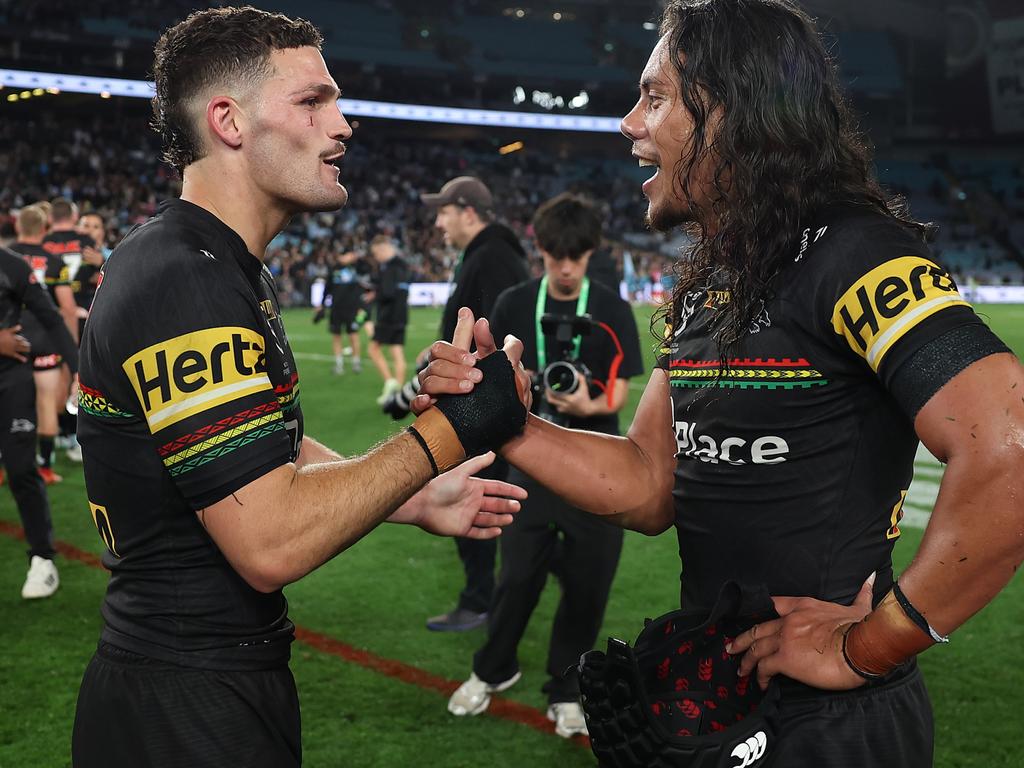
892;582;949;644
433;350;527;456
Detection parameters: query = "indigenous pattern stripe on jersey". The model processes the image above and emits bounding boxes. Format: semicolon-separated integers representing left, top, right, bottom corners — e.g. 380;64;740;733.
660;204;987;613
78;199;302;671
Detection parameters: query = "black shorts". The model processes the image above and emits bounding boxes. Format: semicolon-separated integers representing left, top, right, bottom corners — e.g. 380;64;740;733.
373;324;406;345
772;662;933;767
72;642;301;768
329;309;360;336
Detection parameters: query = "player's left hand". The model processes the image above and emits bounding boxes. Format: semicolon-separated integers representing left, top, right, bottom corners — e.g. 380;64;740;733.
727;573;875;691
410;451;526;539
545;385;593;418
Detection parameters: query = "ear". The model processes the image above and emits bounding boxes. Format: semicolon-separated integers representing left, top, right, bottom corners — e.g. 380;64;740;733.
206;95;245;150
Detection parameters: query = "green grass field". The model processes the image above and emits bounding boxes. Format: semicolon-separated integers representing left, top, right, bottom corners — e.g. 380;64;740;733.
1;304;1022;768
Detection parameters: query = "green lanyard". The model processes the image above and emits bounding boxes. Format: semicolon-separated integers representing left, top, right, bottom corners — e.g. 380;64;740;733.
536;275;590;370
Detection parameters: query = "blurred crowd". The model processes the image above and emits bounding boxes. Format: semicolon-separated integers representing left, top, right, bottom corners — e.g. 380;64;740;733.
2;112;1022;305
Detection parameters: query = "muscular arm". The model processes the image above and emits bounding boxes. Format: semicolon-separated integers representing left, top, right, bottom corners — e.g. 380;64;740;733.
54;285;78;343
896;352;1024;633
731;352;1024;692
502;368;676;534
199;432;433;593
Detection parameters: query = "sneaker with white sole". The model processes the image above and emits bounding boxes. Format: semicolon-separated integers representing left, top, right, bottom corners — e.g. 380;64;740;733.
21;556;59;599
65;443;83;463
547;701;589;738
447;671;521;716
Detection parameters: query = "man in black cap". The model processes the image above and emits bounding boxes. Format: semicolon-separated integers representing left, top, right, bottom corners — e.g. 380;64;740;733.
421;176;531;631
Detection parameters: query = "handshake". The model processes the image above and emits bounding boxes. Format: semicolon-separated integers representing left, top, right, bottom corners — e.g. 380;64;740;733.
403;309;534;476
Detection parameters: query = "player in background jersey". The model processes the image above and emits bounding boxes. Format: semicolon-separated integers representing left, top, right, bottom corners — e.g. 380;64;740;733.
9;205;75;483
418;1;1024;764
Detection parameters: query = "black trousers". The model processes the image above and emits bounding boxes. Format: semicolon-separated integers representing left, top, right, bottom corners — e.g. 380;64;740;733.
73;643;301;768
453;457;508;613
0;366;55;560
474;468;623;703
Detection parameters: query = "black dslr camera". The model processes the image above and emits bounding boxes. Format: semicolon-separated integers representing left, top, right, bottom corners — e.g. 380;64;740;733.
533;313;593;427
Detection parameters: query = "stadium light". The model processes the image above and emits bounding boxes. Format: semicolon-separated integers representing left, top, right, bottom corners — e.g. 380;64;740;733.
0;68;623;133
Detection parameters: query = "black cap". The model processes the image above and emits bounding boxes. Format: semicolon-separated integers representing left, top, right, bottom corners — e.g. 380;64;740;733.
421;176;494;214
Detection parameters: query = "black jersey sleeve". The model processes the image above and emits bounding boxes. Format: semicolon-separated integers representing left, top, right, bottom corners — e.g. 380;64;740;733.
811;210;1005;409
96;246;293;509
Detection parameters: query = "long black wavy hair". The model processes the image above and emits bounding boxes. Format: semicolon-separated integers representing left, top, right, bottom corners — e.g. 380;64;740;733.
655;0;928;354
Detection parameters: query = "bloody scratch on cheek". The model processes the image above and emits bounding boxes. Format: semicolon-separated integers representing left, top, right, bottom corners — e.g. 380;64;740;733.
309;116;313;127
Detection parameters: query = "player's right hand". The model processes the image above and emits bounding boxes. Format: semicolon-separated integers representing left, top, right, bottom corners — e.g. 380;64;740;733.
0;325;31;362
412;307;531;414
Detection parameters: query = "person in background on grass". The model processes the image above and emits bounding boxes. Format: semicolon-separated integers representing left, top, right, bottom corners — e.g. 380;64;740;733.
0;242;78;599
71;8;529;767
419;175;531;633
417;0;1024;764
446;193;643;738
9;205;75;484
365;235;410;402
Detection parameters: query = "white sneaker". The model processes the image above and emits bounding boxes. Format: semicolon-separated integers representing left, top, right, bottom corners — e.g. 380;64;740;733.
447;671;521;716
547;702;589;738
66;443;83;463
21;556;59;599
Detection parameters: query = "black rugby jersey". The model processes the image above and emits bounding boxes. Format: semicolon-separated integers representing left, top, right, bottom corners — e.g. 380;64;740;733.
326;262;364;316
78;199;303;670
42;229;98;310
373;255;410;328
0;246;76;378
9;241;68;357
661;205;989;612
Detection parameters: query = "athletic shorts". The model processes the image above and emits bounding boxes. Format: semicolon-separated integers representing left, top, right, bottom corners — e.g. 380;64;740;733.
373;324;406;345
771;661;933;767
72;642;301;768
329;309;360;336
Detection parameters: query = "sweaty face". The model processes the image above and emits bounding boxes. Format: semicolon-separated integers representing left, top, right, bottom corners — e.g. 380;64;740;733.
621;36;713;232
543;250;591;299
246;47;353;215
434;205;470;250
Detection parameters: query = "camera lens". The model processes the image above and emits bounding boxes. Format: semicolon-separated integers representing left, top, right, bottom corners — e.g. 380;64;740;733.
544;361;579;394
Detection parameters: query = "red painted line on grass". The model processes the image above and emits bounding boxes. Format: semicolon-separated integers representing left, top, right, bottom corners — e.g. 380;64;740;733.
0;520;588;747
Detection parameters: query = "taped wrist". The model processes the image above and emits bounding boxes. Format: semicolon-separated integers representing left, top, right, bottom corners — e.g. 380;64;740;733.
843;589;937;678
408;351;527;475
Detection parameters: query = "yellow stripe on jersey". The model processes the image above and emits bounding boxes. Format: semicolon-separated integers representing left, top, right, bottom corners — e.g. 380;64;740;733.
123;326;271;431
830;256;969;371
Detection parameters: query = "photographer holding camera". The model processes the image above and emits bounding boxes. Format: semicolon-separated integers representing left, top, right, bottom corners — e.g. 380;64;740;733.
447;193;642;737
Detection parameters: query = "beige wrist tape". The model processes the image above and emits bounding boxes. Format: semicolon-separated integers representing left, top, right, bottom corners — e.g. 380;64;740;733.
844;589;935;678
408;407;467;475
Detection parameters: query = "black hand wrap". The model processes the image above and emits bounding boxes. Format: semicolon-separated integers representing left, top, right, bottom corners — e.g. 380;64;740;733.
408;350;527;475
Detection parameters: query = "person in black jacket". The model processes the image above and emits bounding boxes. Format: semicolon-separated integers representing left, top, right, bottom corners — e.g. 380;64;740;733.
420;176;531;632
0;245;78;599
446;193;643;737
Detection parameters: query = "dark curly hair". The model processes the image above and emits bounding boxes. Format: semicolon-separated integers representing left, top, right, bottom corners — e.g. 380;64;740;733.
151;6;323;172
655;0;929;357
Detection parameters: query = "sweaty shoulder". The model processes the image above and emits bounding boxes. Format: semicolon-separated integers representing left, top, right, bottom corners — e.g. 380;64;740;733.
795;205;971;376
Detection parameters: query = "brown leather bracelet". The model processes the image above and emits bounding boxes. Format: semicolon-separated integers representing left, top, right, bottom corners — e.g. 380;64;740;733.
843;589;936;678
408;407;466;476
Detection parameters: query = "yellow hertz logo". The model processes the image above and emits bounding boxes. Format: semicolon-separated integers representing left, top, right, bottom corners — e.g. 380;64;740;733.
831;256;968;371
123;327;271;431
